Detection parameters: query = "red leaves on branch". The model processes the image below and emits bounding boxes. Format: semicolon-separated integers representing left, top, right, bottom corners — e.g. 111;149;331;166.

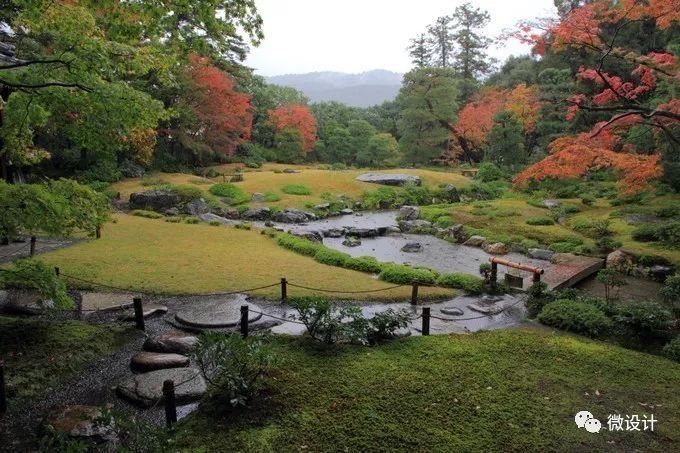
267;104;317;152
513;128;662;195
185;54;253;156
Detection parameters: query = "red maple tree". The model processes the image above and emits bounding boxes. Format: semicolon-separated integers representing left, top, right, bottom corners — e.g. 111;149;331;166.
267;104;317;152
184;54;253;156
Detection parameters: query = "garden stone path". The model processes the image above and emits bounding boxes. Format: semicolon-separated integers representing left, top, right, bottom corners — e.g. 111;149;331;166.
174;294;262;328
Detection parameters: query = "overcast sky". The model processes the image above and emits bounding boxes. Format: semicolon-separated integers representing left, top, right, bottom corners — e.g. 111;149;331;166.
245;0;557;76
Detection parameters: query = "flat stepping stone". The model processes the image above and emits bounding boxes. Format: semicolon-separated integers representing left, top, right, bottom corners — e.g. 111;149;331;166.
175;294;262;328
441;307;464;316
81;291;137;312
45;405;117;444
144;332;199;354
117;368;206;408
131;352;190;372
467;303;501;315
121;303;168;320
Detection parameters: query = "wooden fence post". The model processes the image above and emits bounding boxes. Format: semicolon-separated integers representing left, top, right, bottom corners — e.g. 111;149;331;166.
0;362;6;414
95;227;101;239
163;380;177;428
280;278;288;303
240;305;249;338
411;282;419;305
490;261;498;284
422;307;430;336
133;297;145;331
29;236;36;256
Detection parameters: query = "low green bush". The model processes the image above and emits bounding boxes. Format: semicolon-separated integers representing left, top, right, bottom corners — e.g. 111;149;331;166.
344;256;384;274
131;209;163;219
436;273;484;293
378;264;437;285
170;184;203;202
631;221;680;247
537;299;612;337
476;162;504;182
459;182;505;200
660;274;680;303
185;217;200;224
314;248;351;267
281;184;312;196
662;336;680;362
208;183;249;204
209;220;222;226
612;301;672;337
526;217;555;226
277;234;323;256
0;258;72;309
263;192;281;202
164;217;182;223
548;242;580;253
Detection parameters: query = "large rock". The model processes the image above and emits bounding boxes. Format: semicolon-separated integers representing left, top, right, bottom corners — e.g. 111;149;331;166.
443;184;461;203
401;242;423;253
251;192;265;202
241;208;271;221
185;198;210;216
341;208;354;215
542;199;561;209
291;230;323;242
607;249;634;273
198;213;231;224
347;227;379;238
129;191;180;212
398;220;433;233
214;207;240;219
322;228;345;238
274;208;310;224
144;333;199;355
117;368;206;408
131;352;190;372
441;306;464;316
528;248;555;261
342;236;362;247
4;289;53;315
45;405;117;445
482;242;508;255
175;296;262;328
463;235;486;247
356;173;422;186
398;205;420;221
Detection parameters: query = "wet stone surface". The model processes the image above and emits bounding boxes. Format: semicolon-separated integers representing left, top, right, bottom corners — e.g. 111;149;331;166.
117;368;206;408
174;294;262;328
130;352;190;372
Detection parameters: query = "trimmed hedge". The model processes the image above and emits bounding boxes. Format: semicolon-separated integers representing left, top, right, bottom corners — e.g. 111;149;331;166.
276;234;323;257
209;183;249;204
344;256;383;274
314;248;351;267
526;217;555;226
281;184;312;195
436;273;484;293
663;336;680;362
378;264;437;285
537;299;612;337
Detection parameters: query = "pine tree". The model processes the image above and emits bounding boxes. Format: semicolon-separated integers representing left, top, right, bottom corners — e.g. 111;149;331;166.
485;111;526;168
426;16;454;68
450;3;495;80
407;34;432;68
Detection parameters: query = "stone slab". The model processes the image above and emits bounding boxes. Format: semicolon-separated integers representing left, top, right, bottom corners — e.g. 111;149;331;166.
80;292;138;312
175;294;262;328
117;368;206;408
131;352;190;372
144;332;199;354
121;303;168;321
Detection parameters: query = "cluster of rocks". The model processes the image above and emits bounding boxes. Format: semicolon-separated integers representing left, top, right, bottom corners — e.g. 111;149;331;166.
606;249;675;281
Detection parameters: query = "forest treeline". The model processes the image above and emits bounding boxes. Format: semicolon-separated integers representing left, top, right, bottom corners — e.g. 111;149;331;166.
0;0;678;195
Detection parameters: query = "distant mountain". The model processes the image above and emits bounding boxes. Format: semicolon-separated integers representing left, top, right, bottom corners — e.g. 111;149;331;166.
265;70;402;108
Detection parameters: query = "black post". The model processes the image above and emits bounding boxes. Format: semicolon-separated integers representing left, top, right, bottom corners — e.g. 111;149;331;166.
0;362;6;414
29;236;36;256
490;261;498;284
280;278;288;302
162;380;177;428
411;283;419;305
133;297;145;331
95;227;101;239
422;307;431;336
240;305;249;338
533;272;541;283
54;267;60;277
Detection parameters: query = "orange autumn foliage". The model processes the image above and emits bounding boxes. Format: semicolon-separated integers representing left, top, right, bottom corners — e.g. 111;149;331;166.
267;104;317;152
513;128;662;195
185;54;253;156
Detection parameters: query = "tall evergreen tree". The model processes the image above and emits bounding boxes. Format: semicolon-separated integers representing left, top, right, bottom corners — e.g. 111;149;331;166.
408;34;432;68
485;111;526;167
426;16;454;68
450;3;495;80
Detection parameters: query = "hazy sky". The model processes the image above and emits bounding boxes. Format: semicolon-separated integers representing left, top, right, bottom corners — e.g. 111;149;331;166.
245;0;556;76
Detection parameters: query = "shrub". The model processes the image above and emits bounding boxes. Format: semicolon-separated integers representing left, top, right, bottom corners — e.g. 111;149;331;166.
631;221;680;247
631;224;658;242
378;264;437;285
276;234;323;256
476;162;504;182
362;187;398;209
131;209;163;219
170;184;203;203
662;336;680;362
281;184;312;196
537;299;612;337
185;217;200;224
263;192;281;202
192;332;277;407
165;217;182;223
209;220;222;226
436;272;484;293
367;309;411;344
548;241;580;253
460;182;505;200
526;216;555;226
0;259;72;309
314;248;351;267
660;274;680;303
289;296;367;345
344;256;384;274
612;301;672;337
208;183;249;204
526;281;554;317
581;194;595;206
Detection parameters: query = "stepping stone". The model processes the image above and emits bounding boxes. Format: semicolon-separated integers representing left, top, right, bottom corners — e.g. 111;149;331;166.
441;307;464;316
467;303;501;315
144;332;199;354
117;368;206;408
45;405;118;444
174;294;262;328
131;352;190;372
121;303;168;321
80;291;137;312
3;290;53;315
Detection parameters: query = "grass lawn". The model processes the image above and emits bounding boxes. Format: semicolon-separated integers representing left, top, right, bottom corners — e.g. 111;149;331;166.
176;329;680;452
0;316;134;403
113;166;473;210
39;214;452;300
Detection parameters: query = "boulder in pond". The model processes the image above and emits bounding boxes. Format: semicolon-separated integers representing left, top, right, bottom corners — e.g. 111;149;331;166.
117;368;206;408
291;230;323;242
463;235;486;247
356;173;422;186
607;249;634;273
144;333;198;355
340;208;354;215
184;198;210;216
401;242;423;253
482;242;508;255
347;227;379;238
131;352;190;372
342;236;362;247
323;228;344;238
241;208;271;221
274;208;310;223
528;248;554;261
129;191;180;212
649;265;674;281
398;220;433;233
398;205;420;221
441;307;464;316
45;405;118;445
